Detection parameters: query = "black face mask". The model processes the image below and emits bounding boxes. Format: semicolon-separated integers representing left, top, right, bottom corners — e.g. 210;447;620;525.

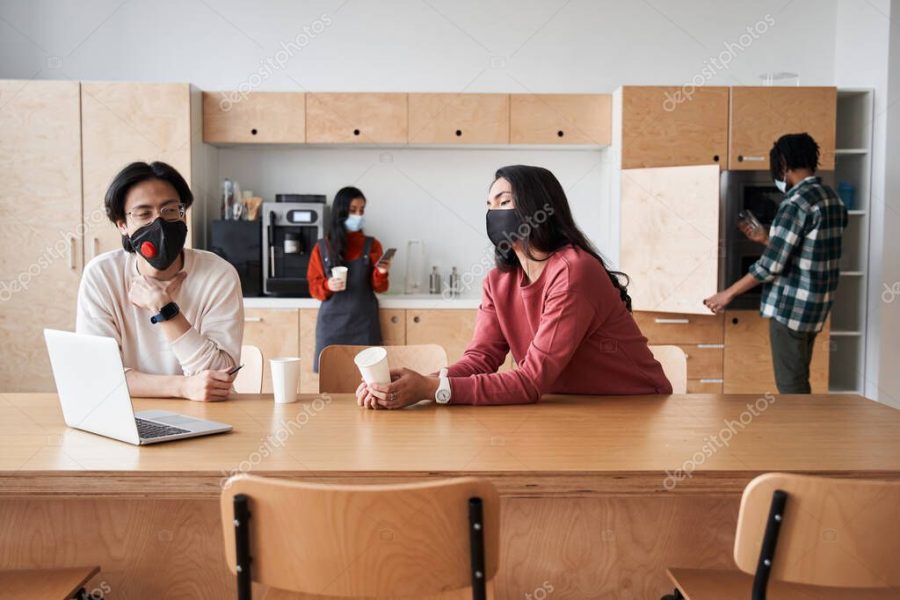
486;209;523;258
128;218;187;271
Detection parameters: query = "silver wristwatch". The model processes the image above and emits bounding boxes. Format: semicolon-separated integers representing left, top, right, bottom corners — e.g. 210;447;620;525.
435;368;451;404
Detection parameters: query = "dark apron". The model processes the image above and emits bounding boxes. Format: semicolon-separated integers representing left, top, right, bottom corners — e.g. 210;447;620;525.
313;237;382;372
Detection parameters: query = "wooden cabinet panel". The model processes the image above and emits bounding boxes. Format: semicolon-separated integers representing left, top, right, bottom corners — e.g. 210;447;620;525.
82;82;193;258
724;310;830;394
203;91;305;144
0;80;83;392
306;93;407;144
620;165;720;314
683;344;724;379
729;87;836;170
405;309;477;364
620;86;729;169
633;312;724;345
242;309;299;394
379;309;406;345
299;308;319;393
408;94;509;144
510;94;611;144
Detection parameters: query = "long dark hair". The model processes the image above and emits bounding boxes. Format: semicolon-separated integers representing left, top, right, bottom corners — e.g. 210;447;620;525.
492;165;632;311
326;186;366;263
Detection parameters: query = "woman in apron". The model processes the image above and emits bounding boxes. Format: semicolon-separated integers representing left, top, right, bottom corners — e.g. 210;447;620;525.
307;187;392;372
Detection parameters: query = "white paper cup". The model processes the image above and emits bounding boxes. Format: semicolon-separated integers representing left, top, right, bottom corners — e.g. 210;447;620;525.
332;266;348;285
270;357;301;404
354;347;390;400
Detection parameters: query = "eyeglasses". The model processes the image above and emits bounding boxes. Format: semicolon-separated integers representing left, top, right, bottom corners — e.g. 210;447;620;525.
126;203;186;225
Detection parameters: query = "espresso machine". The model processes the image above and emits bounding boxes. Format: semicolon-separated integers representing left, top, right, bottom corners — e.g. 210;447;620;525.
262;195;326;296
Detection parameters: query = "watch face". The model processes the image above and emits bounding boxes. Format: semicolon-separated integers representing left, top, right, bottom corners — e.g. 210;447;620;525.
436;389;451;403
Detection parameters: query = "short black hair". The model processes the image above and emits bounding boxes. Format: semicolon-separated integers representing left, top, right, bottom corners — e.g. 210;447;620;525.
769;133;820;180
104;161;193;251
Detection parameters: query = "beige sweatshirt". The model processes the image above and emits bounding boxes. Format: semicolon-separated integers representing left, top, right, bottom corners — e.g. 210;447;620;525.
76;248;244;376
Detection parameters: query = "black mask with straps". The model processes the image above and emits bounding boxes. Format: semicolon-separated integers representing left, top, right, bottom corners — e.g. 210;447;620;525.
486;209;524;259
127;218;188;271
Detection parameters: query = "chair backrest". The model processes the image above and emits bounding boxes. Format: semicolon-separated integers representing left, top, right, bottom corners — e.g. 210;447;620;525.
220;474;500;598
233;345;264;394
649;345;687;393
734;473;900;589
318;344;449;394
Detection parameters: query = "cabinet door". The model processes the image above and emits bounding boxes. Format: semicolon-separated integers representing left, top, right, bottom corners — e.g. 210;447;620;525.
81;82;193;259
408;94;509;144
724;310;830;393
729;87;836;170
620;165;720;314
0;81;83;391
299;308;319;393
510;94;611;145
203;92;305;144
620;86;729;169
633;311;724;344
379;309;406;345
306;93;407;144
242;308;300;394
406;309;477;364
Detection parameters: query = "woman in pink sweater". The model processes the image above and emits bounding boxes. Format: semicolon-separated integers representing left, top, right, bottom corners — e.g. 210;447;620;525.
359;165;672;408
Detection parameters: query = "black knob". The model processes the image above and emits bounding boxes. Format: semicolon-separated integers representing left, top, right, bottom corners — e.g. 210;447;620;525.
557;130;564;137
391;316;398;324
713;154;719;162
250;128;258;135
413;316;421;323
455;129;462;137
353;129;360;136
737;155;744;162
732;317;739;325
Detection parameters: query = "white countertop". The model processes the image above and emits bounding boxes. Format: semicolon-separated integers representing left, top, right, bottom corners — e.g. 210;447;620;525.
242;293;481;310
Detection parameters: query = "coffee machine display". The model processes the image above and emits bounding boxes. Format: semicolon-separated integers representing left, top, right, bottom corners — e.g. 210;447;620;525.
262;196;326;297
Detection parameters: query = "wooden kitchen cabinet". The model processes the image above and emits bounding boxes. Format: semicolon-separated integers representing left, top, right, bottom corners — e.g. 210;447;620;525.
634;311;724;393
620;165;720;315
406;309;477;364
408;93;509;144
724;310;830;394
242;308;300;394
0;80;83;391
82;82;195;258
379;309;406;345
203;91;305;144
306;93;407;144
618;86;729;169
510;94;611;145
729;87;836;170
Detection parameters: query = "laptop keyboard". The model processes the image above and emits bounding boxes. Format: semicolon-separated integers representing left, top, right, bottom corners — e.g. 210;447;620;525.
135;417;190;439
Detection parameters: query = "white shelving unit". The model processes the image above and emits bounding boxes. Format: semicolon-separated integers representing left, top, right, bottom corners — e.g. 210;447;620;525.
829;89;873;394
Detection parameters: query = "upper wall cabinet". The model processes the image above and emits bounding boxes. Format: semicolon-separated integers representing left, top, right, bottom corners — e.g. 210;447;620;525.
408;93;509;144
306;93;408;144
203;92;305;144
619;86;729;169
729;87;836;170
510;94;611;145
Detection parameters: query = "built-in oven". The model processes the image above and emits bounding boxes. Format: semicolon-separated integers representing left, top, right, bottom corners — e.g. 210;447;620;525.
720;170;833;309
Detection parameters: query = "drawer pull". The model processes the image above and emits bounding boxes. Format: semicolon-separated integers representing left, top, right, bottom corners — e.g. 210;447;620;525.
391;316;399;324
696;344;724;349
699;378;724;384
413;315;421;323
244;316;264;323
737;155;765;162
654;318;690;324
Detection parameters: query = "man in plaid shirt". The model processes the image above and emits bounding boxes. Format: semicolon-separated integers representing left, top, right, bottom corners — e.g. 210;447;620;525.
705;133;848;393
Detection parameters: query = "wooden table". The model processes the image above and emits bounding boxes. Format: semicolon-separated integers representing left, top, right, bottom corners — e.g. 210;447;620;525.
2;392;899;599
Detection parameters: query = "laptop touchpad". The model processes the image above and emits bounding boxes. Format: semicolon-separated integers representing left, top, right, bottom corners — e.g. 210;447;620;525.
152;414;201;426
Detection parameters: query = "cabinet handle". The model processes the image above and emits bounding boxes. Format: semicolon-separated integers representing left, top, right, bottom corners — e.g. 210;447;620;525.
654;318;690;324
737;155;765;162
713;154;720;162
244;316;264;323
391;316;399;324
353;128;360;136
67;236;76;270
413;315;421;323
454;129;462;137
251;128;258;136
557;130;565;138
700;378;724;384
697;344;724;349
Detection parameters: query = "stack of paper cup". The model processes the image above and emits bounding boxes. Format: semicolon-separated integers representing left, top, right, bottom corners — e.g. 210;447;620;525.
332;266;348;285
354;347;390;399
270;357;301;404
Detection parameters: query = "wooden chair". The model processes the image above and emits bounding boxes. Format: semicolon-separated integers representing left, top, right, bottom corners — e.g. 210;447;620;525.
663;473;900;599
649;344;687;393
220;474;499;599
0;566;100;599
234;344;264;394
318;344;448;394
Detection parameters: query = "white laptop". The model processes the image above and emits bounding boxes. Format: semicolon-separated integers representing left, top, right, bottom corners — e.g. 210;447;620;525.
44;329;232;445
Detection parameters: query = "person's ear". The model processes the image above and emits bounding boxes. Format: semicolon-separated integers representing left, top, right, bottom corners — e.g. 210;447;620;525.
116;219;128;236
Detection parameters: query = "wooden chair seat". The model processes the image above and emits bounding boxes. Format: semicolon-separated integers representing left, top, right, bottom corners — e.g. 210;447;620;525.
0;566;100;600
667;568;900;600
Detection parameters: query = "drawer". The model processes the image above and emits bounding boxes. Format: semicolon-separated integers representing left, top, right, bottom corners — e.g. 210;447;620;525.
634;311;724;345
379;309;406;345
687;379;724;394
683;344;724;379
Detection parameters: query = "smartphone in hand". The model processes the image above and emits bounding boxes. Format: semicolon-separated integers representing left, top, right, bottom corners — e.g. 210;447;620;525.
376;247;397;268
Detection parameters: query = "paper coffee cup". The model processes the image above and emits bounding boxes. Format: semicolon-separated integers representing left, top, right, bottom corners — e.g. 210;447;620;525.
354;347;390;400
332;266;348;284
270;357;301;404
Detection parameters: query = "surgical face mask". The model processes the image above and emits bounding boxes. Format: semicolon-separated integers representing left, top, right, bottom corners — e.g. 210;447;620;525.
486;209;523;258
127;217;187;271
345;214;364;232
774;178;787;193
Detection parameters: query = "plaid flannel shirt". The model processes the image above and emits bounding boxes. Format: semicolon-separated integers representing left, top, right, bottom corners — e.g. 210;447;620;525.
749;176;848;333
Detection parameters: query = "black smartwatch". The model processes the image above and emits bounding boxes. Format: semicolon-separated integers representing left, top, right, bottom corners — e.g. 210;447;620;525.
150;302;180;324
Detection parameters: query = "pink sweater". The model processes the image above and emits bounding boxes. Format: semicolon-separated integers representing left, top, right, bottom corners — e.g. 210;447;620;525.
448;246;672;405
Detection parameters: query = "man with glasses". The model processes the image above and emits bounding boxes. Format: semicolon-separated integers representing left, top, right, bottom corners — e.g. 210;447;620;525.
76;161;243;401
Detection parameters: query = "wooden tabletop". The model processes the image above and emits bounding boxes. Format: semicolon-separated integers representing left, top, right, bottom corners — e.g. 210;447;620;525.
2;392;899;497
